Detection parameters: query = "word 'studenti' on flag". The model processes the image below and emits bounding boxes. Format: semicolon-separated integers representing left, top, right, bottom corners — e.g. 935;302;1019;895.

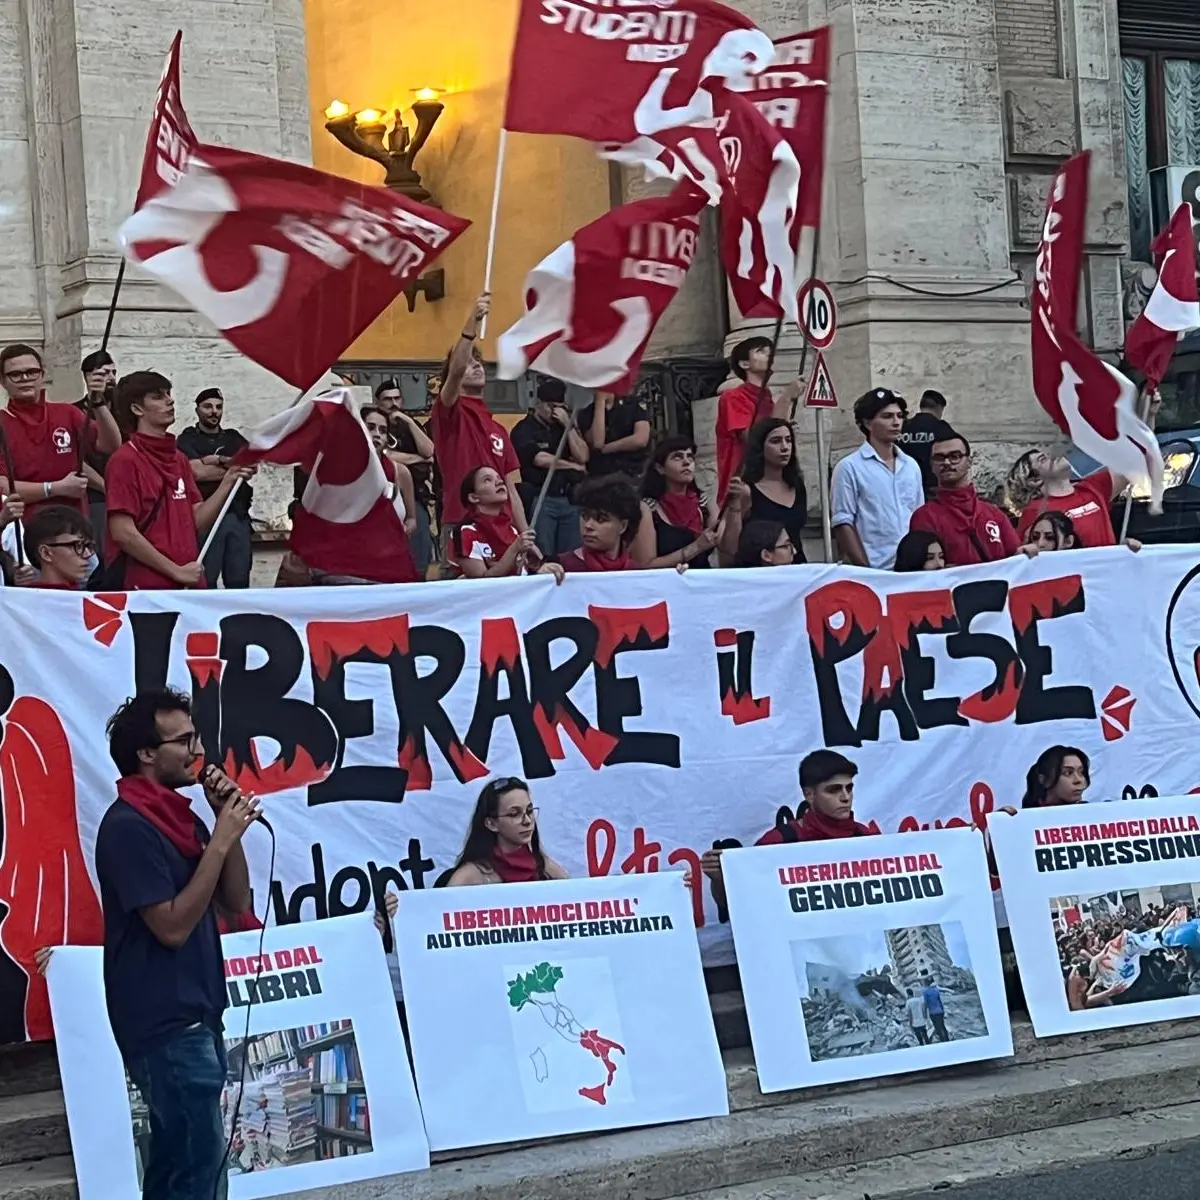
118;143;470;391
715;87;801;322
234;388;418;583
1030;151;1164;512
1124;204;1200;391
135;31;198;211
504;0;774;200
496;182;708;391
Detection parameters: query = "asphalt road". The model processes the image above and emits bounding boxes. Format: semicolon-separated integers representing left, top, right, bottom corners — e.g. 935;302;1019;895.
898;1143;1200;1200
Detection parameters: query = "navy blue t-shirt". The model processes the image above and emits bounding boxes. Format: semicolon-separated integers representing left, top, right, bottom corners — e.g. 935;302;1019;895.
94;799;226;1060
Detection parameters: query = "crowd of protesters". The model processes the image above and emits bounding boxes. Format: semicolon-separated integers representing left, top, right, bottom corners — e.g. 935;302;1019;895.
0;291;1154;592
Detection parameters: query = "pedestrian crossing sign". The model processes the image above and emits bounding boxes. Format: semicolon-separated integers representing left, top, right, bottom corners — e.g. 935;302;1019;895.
803;352;838;409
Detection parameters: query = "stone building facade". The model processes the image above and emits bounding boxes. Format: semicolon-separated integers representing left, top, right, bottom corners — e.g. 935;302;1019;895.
1;0;1194;524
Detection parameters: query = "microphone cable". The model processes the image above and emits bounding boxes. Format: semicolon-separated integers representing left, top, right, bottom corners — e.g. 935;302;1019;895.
213;810;276;1200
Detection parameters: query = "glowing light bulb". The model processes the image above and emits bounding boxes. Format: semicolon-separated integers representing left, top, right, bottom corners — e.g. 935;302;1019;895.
355;109;384;125
324;99;350;120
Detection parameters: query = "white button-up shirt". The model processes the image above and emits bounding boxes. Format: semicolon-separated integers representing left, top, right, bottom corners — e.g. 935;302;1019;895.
831;441;925;568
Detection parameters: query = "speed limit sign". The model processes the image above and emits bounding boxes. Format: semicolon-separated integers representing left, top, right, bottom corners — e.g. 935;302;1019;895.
797;278;837;349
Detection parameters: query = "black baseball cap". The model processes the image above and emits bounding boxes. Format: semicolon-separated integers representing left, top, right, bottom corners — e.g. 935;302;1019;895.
195;387;223;405
537;379;567;404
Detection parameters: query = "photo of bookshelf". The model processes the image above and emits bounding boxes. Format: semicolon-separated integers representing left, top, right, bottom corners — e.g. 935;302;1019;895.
124;1020;372;1181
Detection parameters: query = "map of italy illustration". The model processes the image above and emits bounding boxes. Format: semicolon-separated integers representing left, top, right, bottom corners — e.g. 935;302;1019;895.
508;962;626;1105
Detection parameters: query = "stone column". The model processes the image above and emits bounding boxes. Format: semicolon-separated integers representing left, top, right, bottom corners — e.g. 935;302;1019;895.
18;0;312;523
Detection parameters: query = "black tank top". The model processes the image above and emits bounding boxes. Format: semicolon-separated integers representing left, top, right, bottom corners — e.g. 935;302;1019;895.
748;482;808;561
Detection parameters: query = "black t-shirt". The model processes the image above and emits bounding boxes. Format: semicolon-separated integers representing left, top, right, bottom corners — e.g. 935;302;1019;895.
94;800;226;1060
389;414;434;504
176;425;252;514
74;398;111;503
898;412;941;492
578;397;651;480
510;412;578;500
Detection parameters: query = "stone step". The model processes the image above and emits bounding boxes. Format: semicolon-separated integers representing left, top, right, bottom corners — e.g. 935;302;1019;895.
0;1092;69;1168
676;1101;1200;1200
9;1030;1200;1200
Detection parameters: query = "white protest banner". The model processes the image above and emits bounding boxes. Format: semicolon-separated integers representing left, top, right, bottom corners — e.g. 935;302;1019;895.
394;872;726;1150
990;797;1200;1036
723;828;1011;1089
47;914;428;1199
8;548;1200;1043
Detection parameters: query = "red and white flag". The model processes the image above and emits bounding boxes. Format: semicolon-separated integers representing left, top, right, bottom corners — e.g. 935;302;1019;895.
135;31;199;210
1124;203;1200;390
715;88;801;322
504;0;774;200
234;389;418;583
1031;152;1164;511
730;29;829;281
118;143;470;390
496;182;708;391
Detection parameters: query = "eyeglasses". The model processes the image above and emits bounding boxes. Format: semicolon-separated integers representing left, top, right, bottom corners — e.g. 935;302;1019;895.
775;540;795;553
45;539;95;558
500;805;539;821
931;451;967;465
157;731;202;752
4;368;43;382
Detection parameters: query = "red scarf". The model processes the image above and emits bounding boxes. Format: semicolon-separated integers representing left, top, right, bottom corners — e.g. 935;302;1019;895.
3;394;50;443
466;510;518;560
491;845;542;883
130;431;182;483
656;490;704;536
792;806;872;841
562;547;634;572
117;775;203;858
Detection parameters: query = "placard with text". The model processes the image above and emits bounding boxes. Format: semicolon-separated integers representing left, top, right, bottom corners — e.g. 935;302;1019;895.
48;914;428;1200
991;798;1200;1035
723;828;1013;1090
395;872;727;1149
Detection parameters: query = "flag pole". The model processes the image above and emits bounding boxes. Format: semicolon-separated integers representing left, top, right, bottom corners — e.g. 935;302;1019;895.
1117;381;1152;543
198;479;243;561
100;260;127;354
479;128;509;340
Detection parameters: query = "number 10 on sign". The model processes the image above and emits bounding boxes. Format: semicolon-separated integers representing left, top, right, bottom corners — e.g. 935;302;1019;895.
797;278;837;350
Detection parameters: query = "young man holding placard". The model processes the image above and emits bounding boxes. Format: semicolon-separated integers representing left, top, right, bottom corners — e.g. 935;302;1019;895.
701;750;872;907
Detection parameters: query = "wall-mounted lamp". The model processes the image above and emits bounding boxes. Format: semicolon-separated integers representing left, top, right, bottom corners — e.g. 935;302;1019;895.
323;88;446;204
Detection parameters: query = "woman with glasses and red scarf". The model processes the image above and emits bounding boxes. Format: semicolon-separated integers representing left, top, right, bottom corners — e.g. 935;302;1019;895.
447;777;568;886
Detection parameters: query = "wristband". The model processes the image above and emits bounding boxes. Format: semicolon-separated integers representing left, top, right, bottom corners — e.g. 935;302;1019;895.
461;332;476;341
43;482;52;499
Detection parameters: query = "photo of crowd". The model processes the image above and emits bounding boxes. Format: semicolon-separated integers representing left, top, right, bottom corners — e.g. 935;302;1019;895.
1052;884;1200;1009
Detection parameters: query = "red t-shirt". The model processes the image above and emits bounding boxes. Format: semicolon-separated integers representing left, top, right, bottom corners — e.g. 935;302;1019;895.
429;394;519;525
716;384;769;506
104;438;204;590
1017;471;1115;547
457;518;518;566
0;401;92;520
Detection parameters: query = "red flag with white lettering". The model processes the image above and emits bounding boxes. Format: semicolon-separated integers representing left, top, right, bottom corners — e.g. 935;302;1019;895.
235;388;419;583
1124;203;1200;390
1031;152;1163;510
117;143;470;390
504;0;774;199
135;31;199;210
715;88;801;322
496;182;707;391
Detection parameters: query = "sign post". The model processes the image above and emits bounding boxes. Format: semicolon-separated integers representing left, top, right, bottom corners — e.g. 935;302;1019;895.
799;285;839;563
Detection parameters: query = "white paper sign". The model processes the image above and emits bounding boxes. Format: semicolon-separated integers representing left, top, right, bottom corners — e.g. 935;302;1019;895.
990;798;1200;1036
723;828;1013;1090
48;914;429;1199
395;872;727;1149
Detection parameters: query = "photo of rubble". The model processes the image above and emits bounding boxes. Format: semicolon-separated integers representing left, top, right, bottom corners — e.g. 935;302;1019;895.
794;922;989;1061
